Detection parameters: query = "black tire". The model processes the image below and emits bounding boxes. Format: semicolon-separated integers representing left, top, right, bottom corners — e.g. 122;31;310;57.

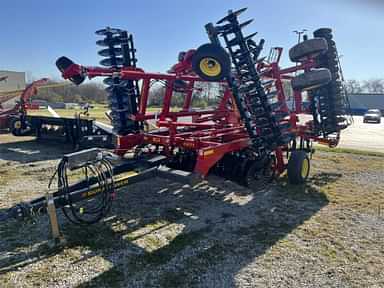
289;38;328;62
313;28;333;39
56;56;85;85
10;117;31;136
10;118;22;136
191;43;231;81
291;69;332;91
287;150;310;184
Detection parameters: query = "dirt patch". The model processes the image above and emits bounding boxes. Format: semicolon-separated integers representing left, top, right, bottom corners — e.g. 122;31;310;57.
0;134;383;287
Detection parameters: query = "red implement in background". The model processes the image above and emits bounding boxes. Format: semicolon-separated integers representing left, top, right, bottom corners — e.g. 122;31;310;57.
0;78;48;130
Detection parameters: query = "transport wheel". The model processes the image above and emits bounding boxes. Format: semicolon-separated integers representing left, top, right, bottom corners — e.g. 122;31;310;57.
245;159;274;191
291;69;332;91
192;43;231;81
56;56;85;85
289;38;329;62
313;28;333;40
287;150;310;184
10;118;22;136
10;117;31;136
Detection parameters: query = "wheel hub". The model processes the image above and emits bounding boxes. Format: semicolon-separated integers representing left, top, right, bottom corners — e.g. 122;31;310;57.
199;57;221;77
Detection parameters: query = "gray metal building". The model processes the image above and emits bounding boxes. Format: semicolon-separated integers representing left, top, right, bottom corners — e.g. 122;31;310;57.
0;70;26;92
349;93;384;114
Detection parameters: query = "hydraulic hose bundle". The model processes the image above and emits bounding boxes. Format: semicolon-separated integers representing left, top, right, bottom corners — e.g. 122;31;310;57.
52;153;115;225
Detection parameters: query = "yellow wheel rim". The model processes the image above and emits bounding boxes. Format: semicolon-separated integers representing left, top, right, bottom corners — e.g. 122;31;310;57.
14;121;21;129
199;57;221;77
301;158;309;178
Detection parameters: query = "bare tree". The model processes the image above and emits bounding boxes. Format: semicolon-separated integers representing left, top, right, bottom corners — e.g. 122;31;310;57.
34;81;108;103
148;84;165;106
345;79;363;94
362;79;384;94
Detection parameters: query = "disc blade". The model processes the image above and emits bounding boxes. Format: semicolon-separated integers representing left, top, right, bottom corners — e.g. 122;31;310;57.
98;47;123;57
95;27;123;36
96;37;122;47
100;57;124;67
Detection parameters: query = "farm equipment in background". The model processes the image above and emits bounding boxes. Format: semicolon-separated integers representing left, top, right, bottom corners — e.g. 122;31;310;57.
13;110;115;149
0;79;114;149
0;8;352;242
0;78;48;132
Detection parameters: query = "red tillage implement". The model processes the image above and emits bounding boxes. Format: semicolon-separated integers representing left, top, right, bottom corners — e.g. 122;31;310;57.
0;8;352;239
57;9;351;183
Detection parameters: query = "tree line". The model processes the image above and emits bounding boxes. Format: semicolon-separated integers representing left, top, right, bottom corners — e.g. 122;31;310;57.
345;79;384;94
34;81;227;107
33;78;384;107
35;82;107;104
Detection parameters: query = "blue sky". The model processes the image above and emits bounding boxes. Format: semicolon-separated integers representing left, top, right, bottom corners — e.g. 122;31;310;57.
1;0;383;81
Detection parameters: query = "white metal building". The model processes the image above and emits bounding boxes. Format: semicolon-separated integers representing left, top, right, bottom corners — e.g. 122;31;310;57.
0;70;26;92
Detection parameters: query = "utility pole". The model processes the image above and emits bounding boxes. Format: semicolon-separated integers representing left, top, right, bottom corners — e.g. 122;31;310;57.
293;29;307;44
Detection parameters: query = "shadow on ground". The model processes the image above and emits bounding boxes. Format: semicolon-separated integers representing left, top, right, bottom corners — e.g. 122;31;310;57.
0;138;71;163
0;170;341;287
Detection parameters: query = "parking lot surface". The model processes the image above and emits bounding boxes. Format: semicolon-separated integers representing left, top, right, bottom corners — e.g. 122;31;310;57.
338;116;384;152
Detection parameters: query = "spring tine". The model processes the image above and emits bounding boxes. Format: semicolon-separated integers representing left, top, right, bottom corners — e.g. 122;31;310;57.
262;80;275;87
215;9;293;151
266;91;278;99
278;122;291;131
269;101;282;111
216;7;248;24
226;37;240;46
239;19;254;29
244;32;258;41
273;112;289;121
232;7;248;17
237;57;250;67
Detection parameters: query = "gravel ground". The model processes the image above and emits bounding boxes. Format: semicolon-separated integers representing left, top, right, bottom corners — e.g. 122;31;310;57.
0;134;383;288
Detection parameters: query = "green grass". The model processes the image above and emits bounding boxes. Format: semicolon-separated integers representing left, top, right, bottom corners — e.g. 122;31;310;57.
28;105;174;124
315;145;384;157
28;104;109;123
